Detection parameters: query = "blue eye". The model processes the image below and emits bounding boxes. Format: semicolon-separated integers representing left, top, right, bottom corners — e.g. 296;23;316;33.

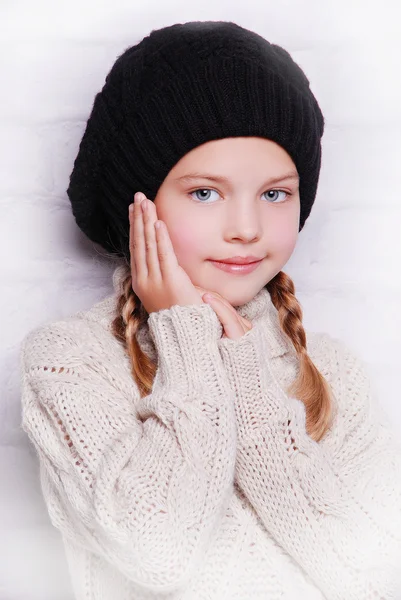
189;189;220;203
262;189;290;203
189;188;291;204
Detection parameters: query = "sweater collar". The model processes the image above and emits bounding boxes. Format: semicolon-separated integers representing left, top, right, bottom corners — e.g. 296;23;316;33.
235;286;291;358
111;265;291;359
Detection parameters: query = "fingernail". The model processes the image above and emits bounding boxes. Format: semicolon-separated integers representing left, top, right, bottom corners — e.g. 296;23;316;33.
203;294;213;302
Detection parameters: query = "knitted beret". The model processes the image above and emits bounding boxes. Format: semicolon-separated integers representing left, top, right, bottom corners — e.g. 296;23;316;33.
67;20;325;258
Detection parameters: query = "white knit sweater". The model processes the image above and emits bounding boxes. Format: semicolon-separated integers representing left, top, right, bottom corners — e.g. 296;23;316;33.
20;265;401;600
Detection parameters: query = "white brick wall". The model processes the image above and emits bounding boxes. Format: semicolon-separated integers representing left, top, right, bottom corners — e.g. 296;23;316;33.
1;2;400;598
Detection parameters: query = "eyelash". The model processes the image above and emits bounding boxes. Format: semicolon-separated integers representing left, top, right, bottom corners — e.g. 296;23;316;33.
188;188;293;204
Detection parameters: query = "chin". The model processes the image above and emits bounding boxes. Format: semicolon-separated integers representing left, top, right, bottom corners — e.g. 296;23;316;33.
195;264;272;305
219;285;266;308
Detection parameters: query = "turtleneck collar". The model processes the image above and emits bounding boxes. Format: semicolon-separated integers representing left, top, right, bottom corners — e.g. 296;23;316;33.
110;264;292;359
235;286;292;358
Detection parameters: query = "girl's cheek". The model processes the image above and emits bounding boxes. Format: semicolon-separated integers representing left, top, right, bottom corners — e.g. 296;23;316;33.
270;226;298;262
168;223;203;258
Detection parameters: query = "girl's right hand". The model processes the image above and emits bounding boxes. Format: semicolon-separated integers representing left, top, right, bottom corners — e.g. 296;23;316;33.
129;192;205;315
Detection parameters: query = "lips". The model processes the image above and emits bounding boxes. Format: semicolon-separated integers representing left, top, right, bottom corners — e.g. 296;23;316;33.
212;256;262;265
208;259;263;275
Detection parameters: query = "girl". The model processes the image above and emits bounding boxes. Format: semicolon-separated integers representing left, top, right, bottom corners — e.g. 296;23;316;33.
20;20;401;600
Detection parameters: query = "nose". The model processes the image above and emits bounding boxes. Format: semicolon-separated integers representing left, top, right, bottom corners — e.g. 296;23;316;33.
224;199;262;243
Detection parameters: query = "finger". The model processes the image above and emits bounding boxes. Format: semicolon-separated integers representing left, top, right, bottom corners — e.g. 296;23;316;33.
200;288;252;330
129;204;136;279
204;295;245;340
194;286;228;306
154;219;179;277
209;291;235;313
196;287;233;310
142;198;162;280
194;285;209;301
204;290;249;327
215;297;252;331
131;192;148;280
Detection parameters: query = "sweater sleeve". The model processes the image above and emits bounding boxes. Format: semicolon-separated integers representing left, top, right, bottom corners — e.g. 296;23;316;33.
218;323;401;600
20;302;237;596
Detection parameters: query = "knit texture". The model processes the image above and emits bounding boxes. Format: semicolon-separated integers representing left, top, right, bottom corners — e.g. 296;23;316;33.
20;265;401;599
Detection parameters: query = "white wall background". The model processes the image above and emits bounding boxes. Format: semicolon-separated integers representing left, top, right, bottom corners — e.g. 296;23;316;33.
1;1;400;598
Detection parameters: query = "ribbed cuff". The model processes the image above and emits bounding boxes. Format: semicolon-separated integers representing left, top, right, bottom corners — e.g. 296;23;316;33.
147;302;224;391
218;324;289;438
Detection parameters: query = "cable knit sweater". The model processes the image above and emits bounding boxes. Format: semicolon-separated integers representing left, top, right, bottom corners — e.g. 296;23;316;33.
20;265;401;600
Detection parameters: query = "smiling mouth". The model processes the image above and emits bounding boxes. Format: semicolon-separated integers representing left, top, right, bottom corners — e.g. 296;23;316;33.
208;258;263;275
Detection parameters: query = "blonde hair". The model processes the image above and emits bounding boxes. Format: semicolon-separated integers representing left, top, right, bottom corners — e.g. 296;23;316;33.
111;263;334;443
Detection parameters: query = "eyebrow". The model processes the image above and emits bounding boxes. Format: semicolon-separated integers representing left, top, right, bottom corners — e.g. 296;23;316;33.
174;170;300;186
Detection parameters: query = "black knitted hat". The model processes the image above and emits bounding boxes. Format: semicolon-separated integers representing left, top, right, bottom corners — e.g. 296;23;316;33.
67;20;325;258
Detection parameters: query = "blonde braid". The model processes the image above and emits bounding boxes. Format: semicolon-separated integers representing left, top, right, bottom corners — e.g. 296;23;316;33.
111;264;156;397
267;271;335;442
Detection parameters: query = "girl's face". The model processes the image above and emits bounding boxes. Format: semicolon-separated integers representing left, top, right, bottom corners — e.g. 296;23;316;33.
154;136;300;307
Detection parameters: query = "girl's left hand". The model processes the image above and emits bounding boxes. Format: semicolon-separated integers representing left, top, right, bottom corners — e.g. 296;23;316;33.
194;285;253;341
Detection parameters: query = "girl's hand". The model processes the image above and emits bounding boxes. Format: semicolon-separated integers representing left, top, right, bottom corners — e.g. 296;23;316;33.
194;285;253;341
129;192;204;314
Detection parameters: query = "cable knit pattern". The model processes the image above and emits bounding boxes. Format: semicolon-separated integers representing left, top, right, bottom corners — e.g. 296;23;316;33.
219;323;401;599
19;264;401;599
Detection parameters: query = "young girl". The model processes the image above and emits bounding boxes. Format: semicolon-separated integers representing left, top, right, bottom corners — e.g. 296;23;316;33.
20;20;401;600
